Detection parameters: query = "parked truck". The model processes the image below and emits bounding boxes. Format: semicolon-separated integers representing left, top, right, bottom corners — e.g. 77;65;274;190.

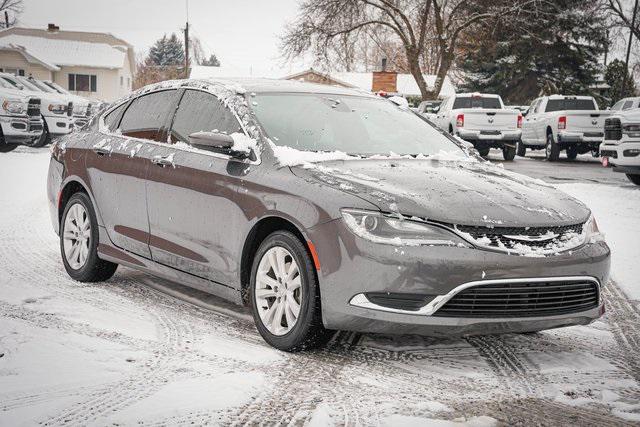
432;93;522;160
0;81;44;151
599;109;640;185
519;95;609;161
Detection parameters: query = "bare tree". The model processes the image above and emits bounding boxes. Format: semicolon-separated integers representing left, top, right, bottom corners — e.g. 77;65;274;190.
606;0;639;39
0;0;22;28
281;0;533;99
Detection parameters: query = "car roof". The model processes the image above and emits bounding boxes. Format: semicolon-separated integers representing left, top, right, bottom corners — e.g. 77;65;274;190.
193;77;376;97
455;93;500;98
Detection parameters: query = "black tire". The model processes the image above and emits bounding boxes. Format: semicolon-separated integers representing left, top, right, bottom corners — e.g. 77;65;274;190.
566;145;578;160
545;132;560;162
0;128;18;152
60;192;118;282
448;125;454;135
477;147;490;157
516;140;526;157
627;174;640;186
249;231;333;351
502;145;516;161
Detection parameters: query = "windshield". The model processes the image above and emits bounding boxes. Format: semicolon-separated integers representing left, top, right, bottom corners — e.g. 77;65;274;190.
26;78;56;93
453;96;501;109
1;76;23;89
546;99;596;112
15;76;44;92
44;81;70;95
251;93;463;156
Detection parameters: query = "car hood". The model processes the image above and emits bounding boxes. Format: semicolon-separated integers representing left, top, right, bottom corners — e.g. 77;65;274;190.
290;158;590;227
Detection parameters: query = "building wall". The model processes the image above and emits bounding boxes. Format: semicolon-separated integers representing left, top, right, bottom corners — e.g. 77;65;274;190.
286;71;351;87
372;71;397;93
0;51;53;80
51;64;130;102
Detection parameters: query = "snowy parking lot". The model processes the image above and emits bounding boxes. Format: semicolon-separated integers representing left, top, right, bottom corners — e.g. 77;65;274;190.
1;147;640;426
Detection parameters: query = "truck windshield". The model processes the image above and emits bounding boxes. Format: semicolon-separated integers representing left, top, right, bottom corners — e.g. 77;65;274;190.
453;97;501;109
545;99;596;112
252;93;463;156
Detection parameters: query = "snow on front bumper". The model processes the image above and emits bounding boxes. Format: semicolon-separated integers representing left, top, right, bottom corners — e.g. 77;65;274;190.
0;114;43;142
309;218;610;335
43;114;73;136
457;129;521;141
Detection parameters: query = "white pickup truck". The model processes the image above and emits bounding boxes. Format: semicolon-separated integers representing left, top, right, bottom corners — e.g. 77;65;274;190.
599;109;640;185
519;95;609;161
432;93;522;160
0;82;44;151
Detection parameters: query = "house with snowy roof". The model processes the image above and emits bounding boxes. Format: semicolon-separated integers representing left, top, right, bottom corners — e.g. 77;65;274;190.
0;24;135;101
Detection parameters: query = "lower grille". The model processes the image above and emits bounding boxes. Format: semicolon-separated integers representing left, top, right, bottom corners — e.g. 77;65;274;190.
365;292;434;312
600;149;618;158
433;280;599;318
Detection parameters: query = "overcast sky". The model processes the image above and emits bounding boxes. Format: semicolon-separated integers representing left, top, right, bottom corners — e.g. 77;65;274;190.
19;0;308;74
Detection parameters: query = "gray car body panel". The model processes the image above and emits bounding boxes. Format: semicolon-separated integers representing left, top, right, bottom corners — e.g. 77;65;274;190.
47;78;611;337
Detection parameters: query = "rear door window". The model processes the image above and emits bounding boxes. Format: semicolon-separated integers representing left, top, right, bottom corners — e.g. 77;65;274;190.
545;99;596;112
623;100;634;110
169;89;242;143
119;90;178;141
103;103;127;132
452;96;501;109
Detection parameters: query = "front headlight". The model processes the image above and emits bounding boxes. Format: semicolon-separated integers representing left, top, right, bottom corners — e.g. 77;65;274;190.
48;103;67;114
585;214;605;243
341;209;468;247
2;99;25;114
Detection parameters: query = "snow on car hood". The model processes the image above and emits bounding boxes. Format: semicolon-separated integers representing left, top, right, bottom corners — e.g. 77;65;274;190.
290;158;591;227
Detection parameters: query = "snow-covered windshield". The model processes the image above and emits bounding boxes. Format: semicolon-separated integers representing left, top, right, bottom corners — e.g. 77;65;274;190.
44;81;71;95
25;78;56;93
14;76;43;92
251;93;462;156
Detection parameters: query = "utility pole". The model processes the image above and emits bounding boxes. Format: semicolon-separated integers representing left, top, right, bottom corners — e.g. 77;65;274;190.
623;0;639;96
184;0;189;78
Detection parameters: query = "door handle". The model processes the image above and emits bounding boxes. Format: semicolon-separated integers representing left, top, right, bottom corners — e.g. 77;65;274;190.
93;147;110;156
152;155;173;167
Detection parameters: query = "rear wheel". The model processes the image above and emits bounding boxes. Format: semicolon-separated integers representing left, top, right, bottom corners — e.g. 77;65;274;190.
60;192;118;282
249;231;332;351
516;140;526;157
566;145;578;160
545;132;560;162
502;145;516;161
627;174;640;186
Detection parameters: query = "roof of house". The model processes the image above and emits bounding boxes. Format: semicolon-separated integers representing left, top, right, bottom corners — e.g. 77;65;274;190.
332;72;456;98
0;27;131;48
0;43;60;71
0;33;127;69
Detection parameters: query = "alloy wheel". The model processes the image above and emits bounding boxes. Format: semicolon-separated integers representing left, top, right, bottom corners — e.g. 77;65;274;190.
254;246;302;336
63;203;91;270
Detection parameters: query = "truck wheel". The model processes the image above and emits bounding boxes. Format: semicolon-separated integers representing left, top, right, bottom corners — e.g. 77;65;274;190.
478;147;490;157
516;140;526;157
626;174;640;186
502;145;516;161
566;146;578;160
0;129;18;153
25;120;50;148
545;132;560;162
448;125;454;135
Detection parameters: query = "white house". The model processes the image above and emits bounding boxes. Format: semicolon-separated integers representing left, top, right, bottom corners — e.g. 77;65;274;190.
0;25;135;102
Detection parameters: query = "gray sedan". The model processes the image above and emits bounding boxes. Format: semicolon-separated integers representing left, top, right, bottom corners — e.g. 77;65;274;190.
47;78;610;351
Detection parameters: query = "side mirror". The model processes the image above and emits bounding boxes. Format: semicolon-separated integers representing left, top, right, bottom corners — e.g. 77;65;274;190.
188;131;248;158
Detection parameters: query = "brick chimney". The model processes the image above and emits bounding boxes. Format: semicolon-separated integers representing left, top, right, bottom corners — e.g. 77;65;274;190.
47;23;60;32
372;58;397;93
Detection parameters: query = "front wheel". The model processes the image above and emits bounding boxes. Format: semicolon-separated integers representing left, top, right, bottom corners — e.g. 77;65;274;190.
60;192;118;281
516;140;526;157
502;145;516;161
25;119;50;148
627;174;640;186
249;231;332;351
545;132;560;162
477;147;490;157
566;145;578;160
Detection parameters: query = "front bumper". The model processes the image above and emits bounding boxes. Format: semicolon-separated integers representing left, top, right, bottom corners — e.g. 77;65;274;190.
310;219;610;336
600;140;640;168
457;129;521;142
0;114;44;143
43;114;73;136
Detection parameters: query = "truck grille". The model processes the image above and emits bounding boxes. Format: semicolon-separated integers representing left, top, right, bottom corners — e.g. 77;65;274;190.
67;102;73;116
605;118;622;141
433;280;599;318
27;98;41;117
454;223;584;249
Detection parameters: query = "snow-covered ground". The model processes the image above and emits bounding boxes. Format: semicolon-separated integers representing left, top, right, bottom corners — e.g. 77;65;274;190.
1;147;640;426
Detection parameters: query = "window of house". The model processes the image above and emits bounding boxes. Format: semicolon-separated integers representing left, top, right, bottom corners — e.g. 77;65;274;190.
127;77;131;89
119;90;178;141
169;89;242;144
0;68;25;76
120;76;123;86
68;74;97;92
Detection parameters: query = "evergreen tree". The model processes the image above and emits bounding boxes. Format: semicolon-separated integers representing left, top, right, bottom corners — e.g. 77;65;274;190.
201;54;221;67
605;59;637;106
148;33;185;66
460;0;607;105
